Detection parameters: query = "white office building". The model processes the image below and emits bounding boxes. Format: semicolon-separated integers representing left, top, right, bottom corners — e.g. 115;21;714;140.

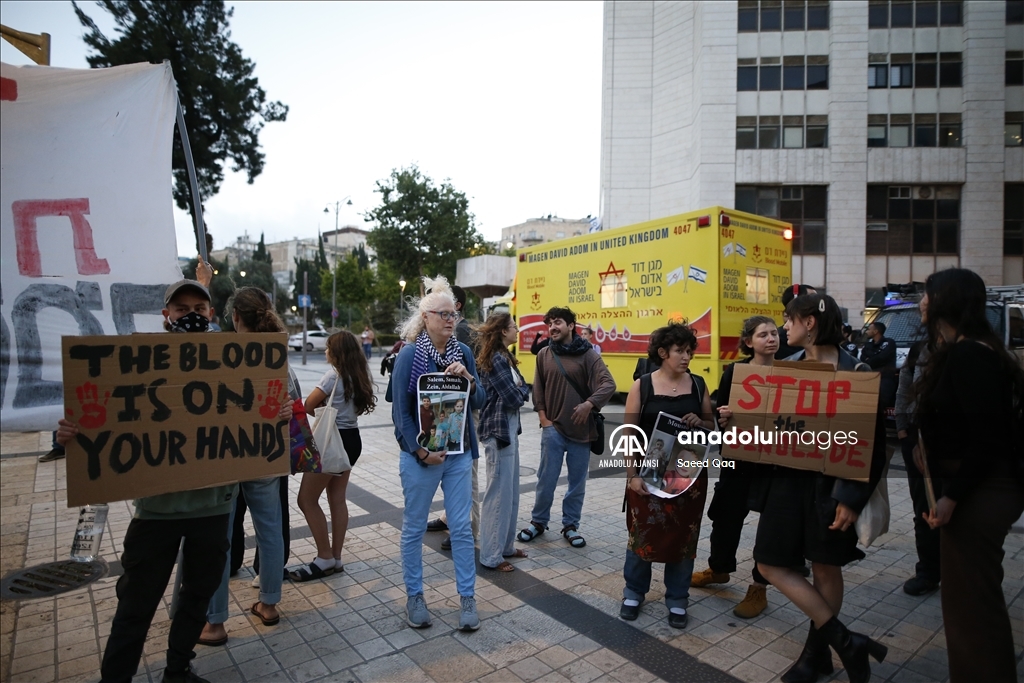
600;0;1023;321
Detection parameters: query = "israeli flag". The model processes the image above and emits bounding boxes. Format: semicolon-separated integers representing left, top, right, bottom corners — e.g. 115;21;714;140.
588;216;602;233
736;243;747;258
688;265;708;284
723;242;734;258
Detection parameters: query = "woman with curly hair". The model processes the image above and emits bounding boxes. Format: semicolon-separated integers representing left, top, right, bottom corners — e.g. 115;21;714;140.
292;330;376;581
476;313;530;572
619;322;713;629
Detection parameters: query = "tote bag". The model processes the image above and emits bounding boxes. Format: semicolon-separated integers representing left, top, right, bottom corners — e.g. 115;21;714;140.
855;456;891;547
310;376;352;474
289;399;322;474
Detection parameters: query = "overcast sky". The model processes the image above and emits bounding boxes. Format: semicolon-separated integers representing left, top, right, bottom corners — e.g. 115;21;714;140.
1;1;603;256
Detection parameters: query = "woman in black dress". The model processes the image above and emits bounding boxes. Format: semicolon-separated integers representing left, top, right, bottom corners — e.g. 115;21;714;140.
620;323;714;629
912;268;1024;683
754;294;888;683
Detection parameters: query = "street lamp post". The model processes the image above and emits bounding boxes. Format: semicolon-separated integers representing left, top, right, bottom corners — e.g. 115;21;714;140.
324;198;353;332
399;279;407;312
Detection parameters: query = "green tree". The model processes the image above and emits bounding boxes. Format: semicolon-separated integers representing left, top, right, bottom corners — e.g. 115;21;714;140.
365;166;484;293
293;257;324;318
253;232;272;264
321;252;372;329
73;0;288;250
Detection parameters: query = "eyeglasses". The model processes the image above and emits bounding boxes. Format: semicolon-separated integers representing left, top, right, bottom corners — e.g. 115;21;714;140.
428;310;461;321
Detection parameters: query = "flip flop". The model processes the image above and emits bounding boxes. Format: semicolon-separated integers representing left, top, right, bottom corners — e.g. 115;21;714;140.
503;549;528;559
251;602;280;627
288;561;333;582
483;561;515;572
197;634;227;647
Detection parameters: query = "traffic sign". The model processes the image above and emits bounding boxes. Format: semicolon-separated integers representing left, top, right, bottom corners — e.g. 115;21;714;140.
298;294;311;309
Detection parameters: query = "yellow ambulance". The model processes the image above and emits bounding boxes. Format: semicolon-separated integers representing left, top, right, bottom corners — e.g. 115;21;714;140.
515;206;793;393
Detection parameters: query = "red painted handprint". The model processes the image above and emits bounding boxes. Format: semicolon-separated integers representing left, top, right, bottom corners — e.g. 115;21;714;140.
69;382;109;429
259;379;285;419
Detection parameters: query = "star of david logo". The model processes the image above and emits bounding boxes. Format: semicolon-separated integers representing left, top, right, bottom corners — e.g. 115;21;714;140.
598;262;625;293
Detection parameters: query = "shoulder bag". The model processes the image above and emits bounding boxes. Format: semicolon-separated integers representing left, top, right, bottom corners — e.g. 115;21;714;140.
310;375;352;474
550;352;606;455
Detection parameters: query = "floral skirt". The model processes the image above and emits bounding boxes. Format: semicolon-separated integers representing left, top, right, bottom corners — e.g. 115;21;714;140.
626;469;708;564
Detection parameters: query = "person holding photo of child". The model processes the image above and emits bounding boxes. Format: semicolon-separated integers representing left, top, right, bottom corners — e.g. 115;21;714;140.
619;322;714;629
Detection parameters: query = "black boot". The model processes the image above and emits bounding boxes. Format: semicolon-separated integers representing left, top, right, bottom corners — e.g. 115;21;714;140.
781;622;834;683
819;616;888;683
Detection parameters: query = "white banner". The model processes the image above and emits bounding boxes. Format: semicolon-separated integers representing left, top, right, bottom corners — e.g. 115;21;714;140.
1;62;183;432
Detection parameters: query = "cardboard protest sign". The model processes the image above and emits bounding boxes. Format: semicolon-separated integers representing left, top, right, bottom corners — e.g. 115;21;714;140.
638;412;711;498
722;361;879;481
416;373;470;454
1;62;183;431
61;332;291;506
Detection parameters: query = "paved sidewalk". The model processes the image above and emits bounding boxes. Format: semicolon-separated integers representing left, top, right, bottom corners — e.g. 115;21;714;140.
1;373;1022;683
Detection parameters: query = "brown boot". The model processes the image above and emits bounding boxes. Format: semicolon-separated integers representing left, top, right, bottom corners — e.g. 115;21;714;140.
691;567;730;587
733;583;768;618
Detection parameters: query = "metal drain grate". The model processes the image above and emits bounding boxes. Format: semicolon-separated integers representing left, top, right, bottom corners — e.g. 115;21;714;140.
0;560;107;600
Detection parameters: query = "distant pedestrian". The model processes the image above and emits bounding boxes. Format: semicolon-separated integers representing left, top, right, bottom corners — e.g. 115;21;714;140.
361;325;375;360
860;321;897;410
390;275;486;631
518;306;615;549
475;313;530;572
912;268;1024;683
579;326;601;354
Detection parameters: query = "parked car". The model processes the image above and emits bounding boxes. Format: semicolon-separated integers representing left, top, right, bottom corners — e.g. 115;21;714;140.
288;329;329;352
865;285;1024;369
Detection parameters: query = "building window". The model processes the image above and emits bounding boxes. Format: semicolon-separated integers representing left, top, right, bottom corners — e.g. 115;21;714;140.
736;185;827;254
738;57;828;91
1006;183;1024;256
1008;51;1024;86
1008;0;1024;24
868;0;962;27
1008;112;1024;146
737;116;828;149
866;185;960;255
868;53;961;89
867;114;958;147
739;0;829;31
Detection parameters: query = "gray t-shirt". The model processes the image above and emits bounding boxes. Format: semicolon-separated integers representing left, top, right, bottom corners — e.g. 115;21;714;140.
316;368;359;429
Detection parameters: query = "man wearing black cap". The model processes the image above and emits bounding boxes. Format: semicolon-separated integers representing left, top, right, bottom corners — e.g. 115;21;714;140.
56;278;237;683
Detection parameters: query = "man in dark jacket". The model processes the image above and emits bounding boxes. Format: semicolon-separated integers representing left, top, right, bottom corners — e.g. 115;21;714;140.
860;321;897;409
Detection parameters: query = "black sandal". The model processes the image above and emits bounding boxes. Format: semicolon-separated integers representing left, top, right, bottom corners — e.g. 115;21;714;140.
562;525;586;548
288;561;333;582
517;522;545;542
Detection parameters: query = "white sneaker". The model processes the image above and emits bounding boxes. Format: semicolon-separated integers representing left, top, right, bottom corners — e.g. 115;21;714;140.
251;575;260;589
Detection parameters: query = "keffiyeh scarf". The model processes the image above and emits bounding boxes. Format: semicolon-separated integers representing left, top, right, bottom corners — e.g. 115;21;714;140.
407;331;465;394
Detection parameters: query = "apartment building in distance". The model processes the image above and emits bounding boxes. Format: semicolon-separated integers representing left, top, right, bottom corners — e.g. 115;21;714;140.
501;216;599;250
600;0;1023;323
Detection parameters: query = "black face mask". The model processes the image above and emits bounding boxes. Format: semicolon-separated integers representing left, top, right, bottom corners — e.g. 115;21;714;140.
169;311;210;333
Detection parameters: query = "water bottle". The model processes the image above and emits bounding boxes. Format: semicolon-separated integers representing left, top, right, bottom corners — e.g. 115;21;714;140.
70;504;108;562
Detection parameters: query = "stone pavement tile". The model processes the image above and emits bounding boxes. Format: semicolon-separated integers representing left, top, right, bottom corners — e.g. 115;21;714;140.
534;645;579;671
478;669;526;683
228;637;272;664
406;636;494;681
285;657;332;681
320;644;364;673
746;646;795;675
490;606;576;650
902;650;952;682
9;663;56;683
204;664;246;682
533;672;572;683
57;637;98;663
606;661;658;683
307;632;345;657
696;644;743;672
668;632;712;656
273;642;315;669
557;658;604;683
249;670;291;683
584;648;628;673
557;634;599;657
507;655;554;682
353;635;395;660
727;659;775;683
12;632;54;658
385;626;426;650
237;653;282;680
349;651;435;682
57;652;99;679
717;633;761;659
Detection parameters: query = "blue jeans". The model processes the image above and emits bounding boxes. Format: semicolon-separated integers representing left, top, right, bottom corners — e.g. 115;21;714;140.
622;549;694;610
530;426;590;530
363;343;372;360
480;411;520;567
207;478;284;623
399;451;475;598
